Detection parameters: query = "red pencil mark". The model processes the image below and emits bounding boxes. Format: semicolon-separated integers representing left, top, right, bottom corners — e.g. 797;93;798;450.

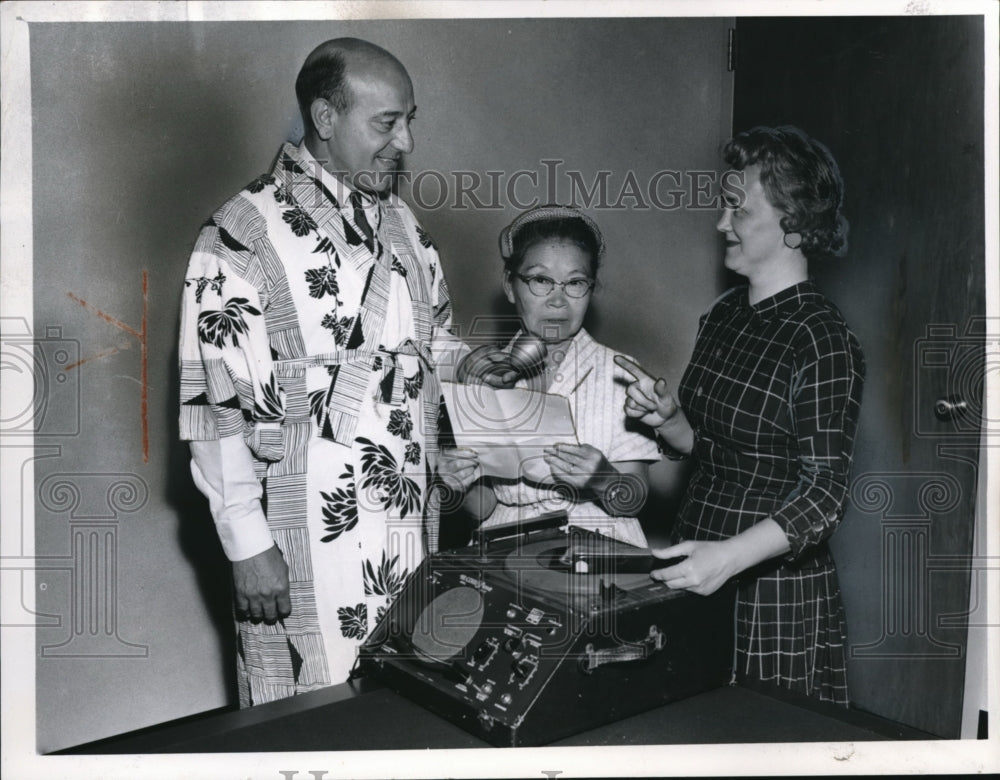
66;270;150;462
64;343;132;371
66;293;142;339
140;272;148;463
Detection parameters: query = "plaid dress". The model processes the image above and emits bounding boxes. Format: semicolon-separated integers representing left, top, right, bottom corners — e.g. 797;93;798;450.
675;281;865;705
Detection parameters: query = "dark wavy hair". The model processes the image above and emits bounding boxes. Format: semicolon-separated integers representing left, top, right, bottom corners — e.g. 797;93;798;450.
295;50;351;133
502;216;603;278
723;125;849;260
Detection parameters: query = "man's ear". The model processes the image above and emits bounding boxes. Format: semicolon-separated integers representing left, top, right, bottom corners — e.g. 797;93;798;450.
310;98;336;141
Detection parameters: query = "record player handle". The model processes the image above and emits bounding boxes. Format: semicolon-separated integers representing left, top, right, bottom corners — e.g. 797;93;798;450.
472;510;569;545
569;552;687;574
579;625;665;673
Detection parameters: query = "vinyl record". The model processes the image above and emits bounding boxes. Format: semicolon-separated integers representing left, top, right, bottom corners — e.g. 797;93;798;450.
505;539;650;596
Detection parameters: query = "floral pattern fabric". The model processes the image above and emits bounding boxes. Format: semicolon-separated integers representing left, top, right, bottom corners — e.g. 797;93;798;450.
179;142;451;707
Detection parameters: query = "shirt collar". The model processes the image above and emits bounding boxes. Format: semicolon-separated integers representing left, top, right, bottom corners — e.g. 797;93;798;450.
737;279;824;320
296;142;348;208
295;142;379;214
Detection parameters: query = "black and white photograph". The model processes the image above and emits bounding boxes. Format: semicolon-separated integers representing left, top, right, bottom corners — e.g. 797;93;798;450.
1;1;997;777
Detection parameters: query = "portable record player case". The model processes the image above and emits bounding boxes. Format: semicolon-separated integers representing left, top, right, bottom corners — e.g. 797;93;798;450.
357;519;735;747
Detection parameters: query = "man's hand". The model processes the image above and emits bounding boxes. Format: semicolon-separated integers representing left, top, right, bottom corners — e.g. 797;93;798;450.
614;355;681;429
232;544;291;624
437;448;482;494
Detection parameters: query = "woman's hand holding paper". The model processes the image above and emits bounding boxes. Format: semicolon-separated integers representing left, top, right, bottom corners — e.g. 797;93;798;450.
542;442;613;494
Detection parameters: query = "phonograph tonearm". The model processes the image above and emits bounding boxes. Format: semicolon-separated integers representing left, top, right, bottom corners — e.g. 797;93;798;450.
356;513;735;747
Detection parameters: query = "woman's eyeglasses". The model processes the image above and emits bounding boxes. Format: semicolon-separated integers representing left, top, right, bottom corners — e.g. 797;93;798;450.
515;274;594;298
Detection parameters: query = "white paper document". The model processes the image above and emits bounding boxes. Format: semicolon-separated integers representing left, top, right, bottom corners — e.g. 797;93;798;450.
440;380;579;481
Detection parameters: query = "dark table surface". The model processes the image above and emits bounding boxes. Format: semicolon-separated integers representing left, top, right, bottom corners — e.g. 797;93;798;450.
63;677;932;754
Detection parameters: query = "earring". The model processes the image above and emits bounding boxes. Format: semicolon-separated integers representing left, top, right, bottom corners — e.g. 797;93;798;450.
783;232;802;250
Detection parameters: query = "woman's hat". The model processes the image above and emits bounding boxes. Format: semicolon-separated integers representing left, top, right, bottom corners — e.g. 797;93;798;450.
499;204;605;259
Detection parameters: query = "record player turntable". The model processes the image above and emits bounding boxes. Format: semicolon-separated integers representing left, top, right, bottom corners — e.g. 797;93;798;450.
356;514;735;746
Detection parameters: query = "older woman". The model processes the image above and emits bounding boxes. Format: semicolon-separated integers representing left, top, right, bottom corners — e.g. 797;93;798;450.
441;205;660;547
619;126;865;705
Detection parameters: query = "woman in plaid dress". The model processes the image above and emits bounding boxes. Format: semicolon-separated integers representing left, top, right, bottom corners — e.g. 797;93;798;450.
619;126;865;704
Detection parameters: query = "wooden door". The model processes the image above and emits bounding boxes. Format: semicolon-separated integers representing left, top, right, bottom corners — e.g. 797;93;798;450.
731;16;986;737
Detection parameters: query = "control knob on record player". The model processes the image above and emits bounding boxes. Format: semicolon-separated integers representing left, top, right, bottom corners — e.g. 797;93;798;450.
472;641;493;664
503;636;523;654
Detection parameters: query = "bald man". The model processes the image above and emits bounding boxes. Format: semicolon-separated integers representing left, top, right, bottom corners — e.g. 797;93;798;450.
178;39;454;706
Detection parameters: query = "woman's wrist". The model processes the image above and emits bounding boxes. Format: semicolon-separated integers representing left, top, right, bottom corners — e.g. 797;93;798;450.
654;405;682;434
717;536;750;578
658;403;680;426
655;411;694;456
460;478;497;521
722;519;791;575
600;482;627;516
594;473;646;517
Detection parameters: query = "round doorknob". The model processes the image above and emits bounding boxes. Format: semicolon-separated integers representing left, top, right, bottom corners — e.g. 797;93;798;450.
934;395;968;421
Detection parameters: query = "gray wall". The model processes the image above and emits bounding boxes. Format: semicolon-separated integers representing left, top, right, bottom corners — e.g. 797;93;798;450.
31;18;733;751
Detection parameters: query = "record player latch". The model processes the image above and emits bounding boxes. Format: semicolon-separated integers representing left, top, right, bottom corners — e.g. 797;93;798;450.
579;625;665;673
